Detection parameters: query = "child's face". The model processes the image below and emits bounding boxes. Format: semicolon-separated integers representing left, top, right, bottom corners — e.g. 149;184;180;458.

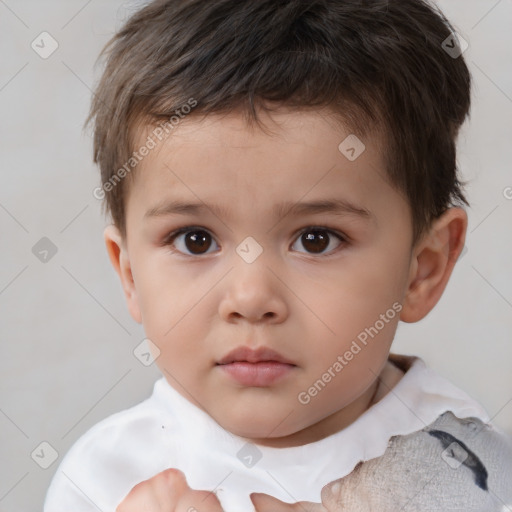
111;106;418;445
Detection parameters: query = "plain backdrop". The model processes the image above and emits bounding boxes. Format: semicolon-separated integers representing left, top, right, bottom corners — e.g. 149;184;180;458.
1;0;511;510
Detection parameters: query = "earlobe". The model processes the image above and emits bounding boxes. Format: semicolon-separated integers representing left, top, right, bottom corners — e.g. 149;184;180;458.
400;207;467;323
103;225;142;324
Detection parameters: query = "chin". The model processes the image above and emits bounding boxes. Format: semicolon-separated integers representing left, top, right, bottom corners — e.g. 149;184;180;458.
219;413;300;441
223;418;274;438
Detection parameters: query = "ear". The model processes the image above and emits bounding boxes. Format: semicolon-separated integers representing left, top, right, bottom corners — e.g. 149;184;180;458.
103;224;142;324
400;207;467;323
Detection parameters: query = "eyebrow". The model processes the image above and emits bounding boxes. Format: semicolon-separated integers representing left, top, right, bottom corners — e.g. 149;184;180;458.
144;198;374;222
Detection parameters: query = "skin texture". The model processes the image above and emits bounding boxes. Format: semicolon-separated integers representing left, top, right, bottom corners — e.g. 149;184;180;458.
107;105;467;510
115;469;225;512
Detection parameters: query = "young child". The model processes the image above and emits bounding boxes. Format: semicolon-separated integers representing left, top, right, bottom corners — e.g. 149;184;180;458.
44;0;512;510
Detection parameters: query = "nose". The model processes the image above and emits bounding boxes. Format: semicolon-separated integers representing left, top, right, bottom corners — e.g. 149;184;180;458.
218;262;288;325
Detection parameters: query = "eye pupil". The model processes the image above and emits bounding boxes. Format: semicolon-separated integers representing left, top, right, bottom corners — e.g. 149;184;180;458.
185;231;211;254
302;230;329;253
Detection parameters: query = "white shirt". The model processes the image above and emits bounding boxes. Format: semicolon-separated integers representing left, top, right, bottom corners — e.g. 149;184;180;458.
44;354;491;512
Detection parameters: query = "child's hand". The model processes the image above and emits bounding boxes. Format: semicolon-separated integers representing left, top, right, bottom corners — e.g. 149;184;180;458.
250;479;355;512
116;468;225;512
250;492;327;512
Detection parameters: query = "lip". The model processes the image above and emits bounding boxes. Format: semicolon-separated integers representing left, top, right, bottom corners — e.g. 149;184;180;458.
216;346;297;387
216;346;296;366
217;361;295;386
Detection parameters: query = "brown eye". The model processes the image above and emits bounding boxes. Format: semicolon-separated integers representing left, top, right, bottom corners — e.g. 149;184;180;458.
292;228;344;255
184;230;212;254
301;230;329;253
166;228;218;256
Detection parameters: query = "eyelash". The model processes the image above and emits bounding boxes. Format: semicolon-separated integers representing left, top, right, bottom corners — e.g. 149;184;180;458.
162;225;349;258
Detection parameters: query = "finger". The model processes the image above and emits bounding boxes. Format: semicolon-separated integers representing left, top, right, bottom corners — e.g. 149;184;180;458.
153;468;191;504
320;481;349;512
116;468;189;512
250;492;326;512
116;482;162;512
175;488;224;512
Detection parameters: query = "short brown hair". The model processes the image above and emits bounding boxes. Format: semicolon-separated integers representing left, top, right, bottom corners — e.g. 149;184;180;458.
86;0;470;245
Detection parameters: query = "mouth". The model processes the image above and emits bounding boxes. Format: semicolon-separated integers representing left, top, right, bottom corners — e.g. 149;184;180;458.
216;346;296;366
216;361;296;386
216;346;297;387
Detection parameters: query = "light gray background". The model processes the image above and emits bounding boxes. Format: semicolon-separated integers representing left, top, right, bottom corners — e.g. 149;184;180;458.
1;0;511;510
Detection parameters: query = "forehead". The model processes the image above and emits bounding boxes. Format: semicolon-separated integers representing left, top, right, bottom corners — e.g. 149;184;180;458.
126;107;404;230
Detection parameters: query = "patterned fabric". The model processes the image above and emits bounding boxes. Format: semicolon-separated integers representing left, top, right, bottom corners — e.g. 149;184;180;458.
321;411;512;511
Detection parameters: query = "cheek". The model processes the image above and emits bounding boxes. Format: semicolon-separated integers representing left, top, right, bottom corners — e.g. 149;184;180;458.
134;260;216;360
134;249;187;300
343;244;410;309
132;258;188;334
299;311;398;412
292;251;405;380
303;260;405;337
